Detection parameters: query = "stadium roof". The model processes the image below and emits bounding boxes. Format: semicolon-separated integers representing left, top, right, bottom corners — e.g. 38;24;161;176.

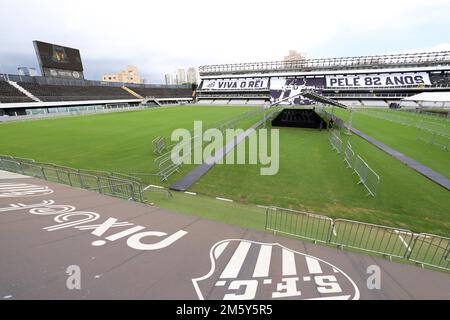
200;51;450;76
402;92;450;102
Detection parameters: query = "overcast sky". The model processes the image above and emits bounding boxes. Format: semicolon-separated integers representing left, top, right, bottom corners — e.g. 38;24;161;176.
0;0;449;83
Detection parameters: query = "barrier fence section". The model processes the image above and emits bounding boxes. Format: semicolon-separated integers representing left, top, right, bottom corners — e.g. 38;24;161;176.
0;157;144;203
329;219;414;259
329;130;343;153
265;206;449;271
354;155;380;197
416;120;450;151
265;206;333;243
344;141;356;168
360;109;413;127
359;110;450;151
151;107;268;181
1;104;151;123
330;135;380;197
407;234;450;270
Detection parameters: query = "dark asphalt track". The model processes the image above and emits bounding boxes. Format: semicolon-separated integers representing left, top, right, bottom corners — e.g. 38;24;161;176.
0;174;449;300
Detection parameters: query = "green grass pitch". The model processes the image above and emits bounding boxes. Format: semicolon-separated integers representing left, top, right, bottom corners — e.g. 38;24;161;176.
0;106;256;179
0;105;449;237
332;108;450;178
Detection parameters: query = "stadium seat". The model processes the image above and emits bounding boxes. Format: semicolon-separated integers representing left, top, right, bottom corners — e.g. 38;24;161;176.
129;87;193;99
17;82;136;102
0;81;34;103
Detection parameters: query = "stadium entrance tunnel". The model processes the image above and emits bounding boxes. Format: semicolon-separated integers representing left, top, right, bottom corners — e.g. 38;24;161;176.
271;108;327;129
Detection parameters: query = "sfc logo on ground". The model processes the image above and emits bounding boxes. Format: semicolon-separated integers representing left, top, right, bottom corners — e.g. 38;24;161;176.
193;239;360;300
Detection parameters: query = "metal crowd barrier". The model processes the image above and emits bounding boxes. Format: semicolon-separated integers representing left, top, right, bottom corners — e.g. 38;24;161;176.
152;137;166;155
416;120;449;135
265;206;333;243
416;120;450;151
150;107;268;181
0;105;152;123
330;219;414;259
354;155;380;196
417;130;450;151
265;206;449;271
0;157;144;202
344;141;356;168
332;140;380;197
329;130;343;153
407;234;450;271
360;109;413;127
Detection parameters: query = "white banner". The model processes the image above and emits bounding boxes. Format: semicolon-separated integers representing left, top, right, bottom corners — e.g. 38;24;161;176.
201;78;268;90
326;72;431;88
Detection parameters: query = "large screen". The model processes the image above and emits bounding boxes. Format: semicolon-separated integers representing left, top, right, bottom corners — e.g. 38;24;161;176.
33;40;84;72
270;77;325;105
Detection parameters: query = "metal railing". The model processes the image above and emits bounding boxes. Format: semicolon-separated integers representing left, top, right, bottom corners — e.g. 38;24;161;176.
330;219;413;259
354;155;380;197
150;107;267;181
416;128;450;151
418;110;450;120
152;137;166;155
265;206;333;243
407;234;450;270
344;141;356;169
360;109;414;126
329;130;343;153
0;157;144;202
265;206;449;271
414;119;450;150
1;105;155;123
416;120;449;136
330;137;380;197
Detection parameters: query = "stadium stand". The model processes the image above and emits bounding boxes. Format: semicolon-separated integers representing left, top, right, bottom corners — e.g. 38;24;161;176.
129;86;193;99
196;99;213;105
0;81;33;103
18;82;135;102
430;72;450;87
198;51;450;106
360;100;389;107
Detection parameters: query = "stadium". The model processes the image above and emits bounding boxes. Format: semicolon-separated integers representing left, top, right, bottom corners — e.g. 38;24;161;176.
0;6;449;303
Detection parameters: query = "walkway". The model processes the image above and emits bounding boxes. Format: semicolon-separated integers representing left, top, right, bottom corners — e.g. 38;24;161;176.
350;127;450;191
170;111;276;191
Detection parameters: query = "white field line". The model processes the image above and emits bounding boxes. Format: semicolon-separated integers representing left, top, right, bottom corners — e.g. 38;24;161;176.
143;184;165;191
184;191;197;195
215;197;234;202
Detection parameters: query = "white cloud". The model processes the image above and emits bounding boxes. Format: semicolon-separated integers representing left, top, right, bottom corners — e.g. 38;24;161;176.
0;0;449;81
396;43;450;54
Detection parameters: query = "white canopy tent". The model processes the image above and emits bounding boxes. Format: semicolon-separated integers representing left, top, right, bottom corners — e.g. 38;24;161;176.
400;92;450;108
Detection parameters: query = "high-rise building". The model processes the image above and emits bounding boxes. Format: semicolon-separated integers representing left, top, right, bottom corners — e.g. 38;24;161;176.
187;67;198;84
102;65;141;84
165;73;174;85
176;69;186;84
284;50;305;62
